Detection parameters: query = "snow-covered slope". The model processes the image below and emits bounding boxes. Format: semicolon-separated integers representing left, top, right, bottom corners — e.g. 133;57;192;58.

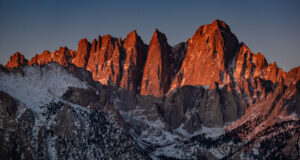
0;63;88;111
0;63;148;159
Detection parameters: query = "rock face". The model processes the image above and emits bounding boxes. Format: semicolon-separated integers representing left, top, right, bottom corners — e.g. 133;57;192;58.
86;36;101;77
5;52;28;69
163;82;251;130
28;47;74;66
226;75;300;140
234;43;286;84
89;35;122;85
264;62;286;83
140;29;173;97
29;50;52;65
52;47;74;66
2;19;300;159
285;66;300;86
170;42;187;76
120;31;147;94
234;43;268;81
72;38;90;68
169;20;239;93
5;19;290;98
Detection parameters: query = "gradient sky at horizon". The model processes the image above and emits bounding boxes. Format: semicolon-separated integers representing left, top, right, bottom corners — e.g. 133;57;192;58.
0;0;299;71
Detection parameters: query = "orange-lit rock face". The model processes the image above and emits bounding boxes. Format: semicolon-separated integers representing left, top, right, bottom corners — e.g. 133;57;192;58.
234;44;268;81
29;50;52;65
86;36;101;77
86;35;122;85
98;42;122;85
169;20;239;92
140;29;172;97
234;43;286;84
5;52;28;69
285;66;300;86
95;35;119;85
120;31;147;92
53;47;73;66
72;38;90;68
28;47;74;66
264;62;287;83
5;19;299;100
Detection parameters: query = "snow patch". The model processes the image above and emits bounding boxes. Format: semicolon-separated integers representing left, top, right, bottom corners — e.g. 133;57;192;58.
0;64;88;113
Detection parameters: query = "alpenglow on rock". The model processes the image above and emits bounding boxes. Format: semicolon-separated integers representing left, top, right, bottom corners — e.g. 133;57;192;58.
5;51;28;68
169;19;239;92
2;19;300;159
140;29;173;97
120;30;147;94
5;19;291;98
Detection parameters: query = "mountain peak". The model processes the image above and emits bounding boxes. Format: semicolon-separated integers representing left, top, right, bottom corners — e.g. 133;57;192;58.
141;29;172;97
169;20;239;92
124;30;144;48
150;28;168;46
192;19;232;41
270;62;277;67
5;51;28;69
72;38;90;68
212;19;230;31
121;30;147;94
153;28;163;37
126;30;137;39
128;30;137;37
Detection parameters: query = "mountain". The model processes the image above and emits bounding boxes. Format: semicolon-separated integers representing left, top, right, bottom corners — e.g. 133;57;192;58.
140;29;173;97
169;20;239;92
5;51;28;68
1;19;300;159
0;63;149;159
120;30;147;94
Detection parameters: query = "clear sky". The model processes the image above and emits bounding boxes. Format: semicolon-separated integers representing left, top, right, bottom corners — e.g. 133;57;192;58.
0;0;299;71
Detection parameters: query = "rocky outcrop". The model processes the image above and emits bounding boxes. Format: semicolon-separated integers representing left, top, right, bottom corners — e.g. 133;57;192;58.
86;36;101;77
28;47;75;66
51;47;74;66
226;79;300;139
120;31;147;93
234;43;287;85
284;66;300;86
5;52;28;69
61;87;102;108
234;43;268;81
169;20;239;93
164;84;248;130
140;29;173;97
170;42;187;76
72;38;90;68
264;62;286;83
29;50;52;65
92;35;122;85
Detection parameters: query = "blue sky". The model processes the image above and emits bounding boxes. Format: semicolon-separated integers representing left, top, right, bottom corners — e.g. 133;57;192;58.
0;0;299;71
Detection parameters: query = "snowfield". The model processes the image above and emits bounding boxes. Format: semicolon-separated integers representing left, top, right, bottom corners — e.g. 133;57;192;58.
0;63;88;112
